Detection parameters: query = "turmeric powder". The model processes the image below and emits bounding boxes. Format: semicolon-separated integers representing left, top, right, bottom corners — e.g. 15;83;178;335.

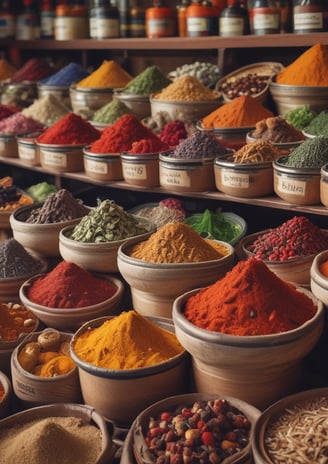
72;310;184;369
76;60;132;88
276;43;328;86
129;222;228;263
201;95;273;129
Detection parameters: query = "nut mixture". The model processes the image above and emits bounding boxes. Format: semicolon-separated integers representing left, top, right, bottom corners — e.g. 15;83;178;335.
219;73;270;100
143;398;251;463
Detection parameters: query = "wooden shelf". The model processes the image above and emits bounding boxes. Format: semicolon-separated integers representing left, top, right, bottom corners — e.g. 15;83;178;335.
1;157;327;217
1;33;328;51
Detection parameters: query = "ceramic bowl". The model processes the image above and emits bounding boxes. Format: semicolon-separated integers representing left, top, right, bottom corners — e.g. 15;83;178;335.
246;130;305;150
124;392;261;464
117;235;235;319
0;402;116;464
59;216;156;274
70;315;189;427
70;85;114;119
10;202;90;257
238;229;322;286
252;387;328;464
11;329;82;407
321;163;328;207
121;152;160;188
172;287;324;409
0;371;11;419
273;155;321;206
214;153;274;198
310;249;328;307
19;274;125;332
150;94;221;123
269;77;328;114
113;90;151;119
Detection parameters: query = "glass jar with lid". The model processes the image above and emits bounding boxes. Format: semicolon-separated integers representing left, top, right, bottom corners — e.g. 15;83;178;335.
293;0;324;33
248;0;281;34
89;0;120;38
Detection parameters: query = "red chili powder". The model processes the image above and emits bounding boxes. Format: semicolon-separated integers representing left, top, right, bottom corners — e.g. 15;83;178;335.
128;137;170;154
183;257;317;336
36;113;100;145
26;261;117;308
159;120;188;147
89;114;160;153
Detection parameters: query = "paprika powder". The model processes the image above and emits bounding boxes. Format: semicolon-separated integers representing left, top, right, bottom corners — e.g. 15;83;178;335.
128;137;170;154
26;261;117;308
36;113;100;145
89;114;160;153
183;257;317;336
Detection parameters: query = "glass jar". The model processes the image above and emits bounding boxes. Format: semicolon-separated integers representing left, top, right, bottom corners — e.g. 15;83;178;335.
186;0;219;37
89;0;120;38
130;0;146;37
248;0;281;34
40;0;55;38
55;2;89;40
145;0;176;38
219;0;249;36
16;0;40;40
177;0;191;37
293;0;324;33
0;1;15;38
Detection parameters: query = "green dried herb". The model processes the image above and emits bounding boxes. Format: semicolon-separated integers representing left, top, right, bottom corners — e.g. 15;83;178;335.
303;110;328;136
283;137;328;168
122;66;171;95
284;105;317;130
184;209;241;243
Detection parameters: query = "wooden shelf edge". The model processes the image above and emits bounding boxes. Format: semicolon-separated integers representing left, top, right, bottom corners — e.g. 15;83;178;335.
1;157;327;217
1;33;328;51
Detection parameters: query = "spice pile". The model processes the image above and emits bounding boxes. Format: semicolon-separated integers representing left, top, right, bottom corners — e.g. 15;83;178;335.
0;416;103;464
121;65;171;95
281;137;328;168
159;120;188;146
168;130;230;159
133;197;186;229
0;238;44;278
143;398;251;463
251;116;305;143
26;261;117;308
0;112;45;134
18;329;75;377
232;140;281;163
276;43;328;86
89;114;162;153
0;104;20;121
129;222;228;264
284;105;317;130
246;216;328;261
153;75;219;102
303;110;328;136
0;58;16;81
168;61;220;87
75;59;132;88
25;189;89;224
183;257;317;336
40;62;90;87
36;113;100;145
0;176;33;212
22;94;71;126
10;58;54;83
201;95;273;128
0;302;38;342
92;98;132;125
69;199;151;243
72;309;184;369
185;209;242;243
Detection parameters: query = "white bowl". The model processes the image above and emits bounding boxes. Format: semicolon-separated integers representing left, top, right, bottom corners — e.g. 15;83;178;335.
117;235;235;319
310;249;328;306
59;216;156;274
19;274;125;332
0;371;12;419
172;286;324;409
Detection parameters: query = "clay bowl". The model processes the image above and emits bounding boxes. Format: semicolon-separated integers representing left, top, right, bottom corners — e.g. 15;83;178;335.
0;402;117;464
117;235;235;319
70;315;189;427
125;392;261;464
172;286;324;410
59;216;156;274
19;274;125;332
11;329;82;408
252;387;328;464
10;202;90;257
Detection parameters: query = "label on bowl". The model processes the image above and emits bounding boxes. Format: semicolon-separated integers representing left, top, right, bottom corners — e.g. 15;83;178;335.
19;145;36;161
42;150;67;168
221;169;250;188
160;166;191;187
122;163;147;180
85;158;108;174
276;175;306;197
